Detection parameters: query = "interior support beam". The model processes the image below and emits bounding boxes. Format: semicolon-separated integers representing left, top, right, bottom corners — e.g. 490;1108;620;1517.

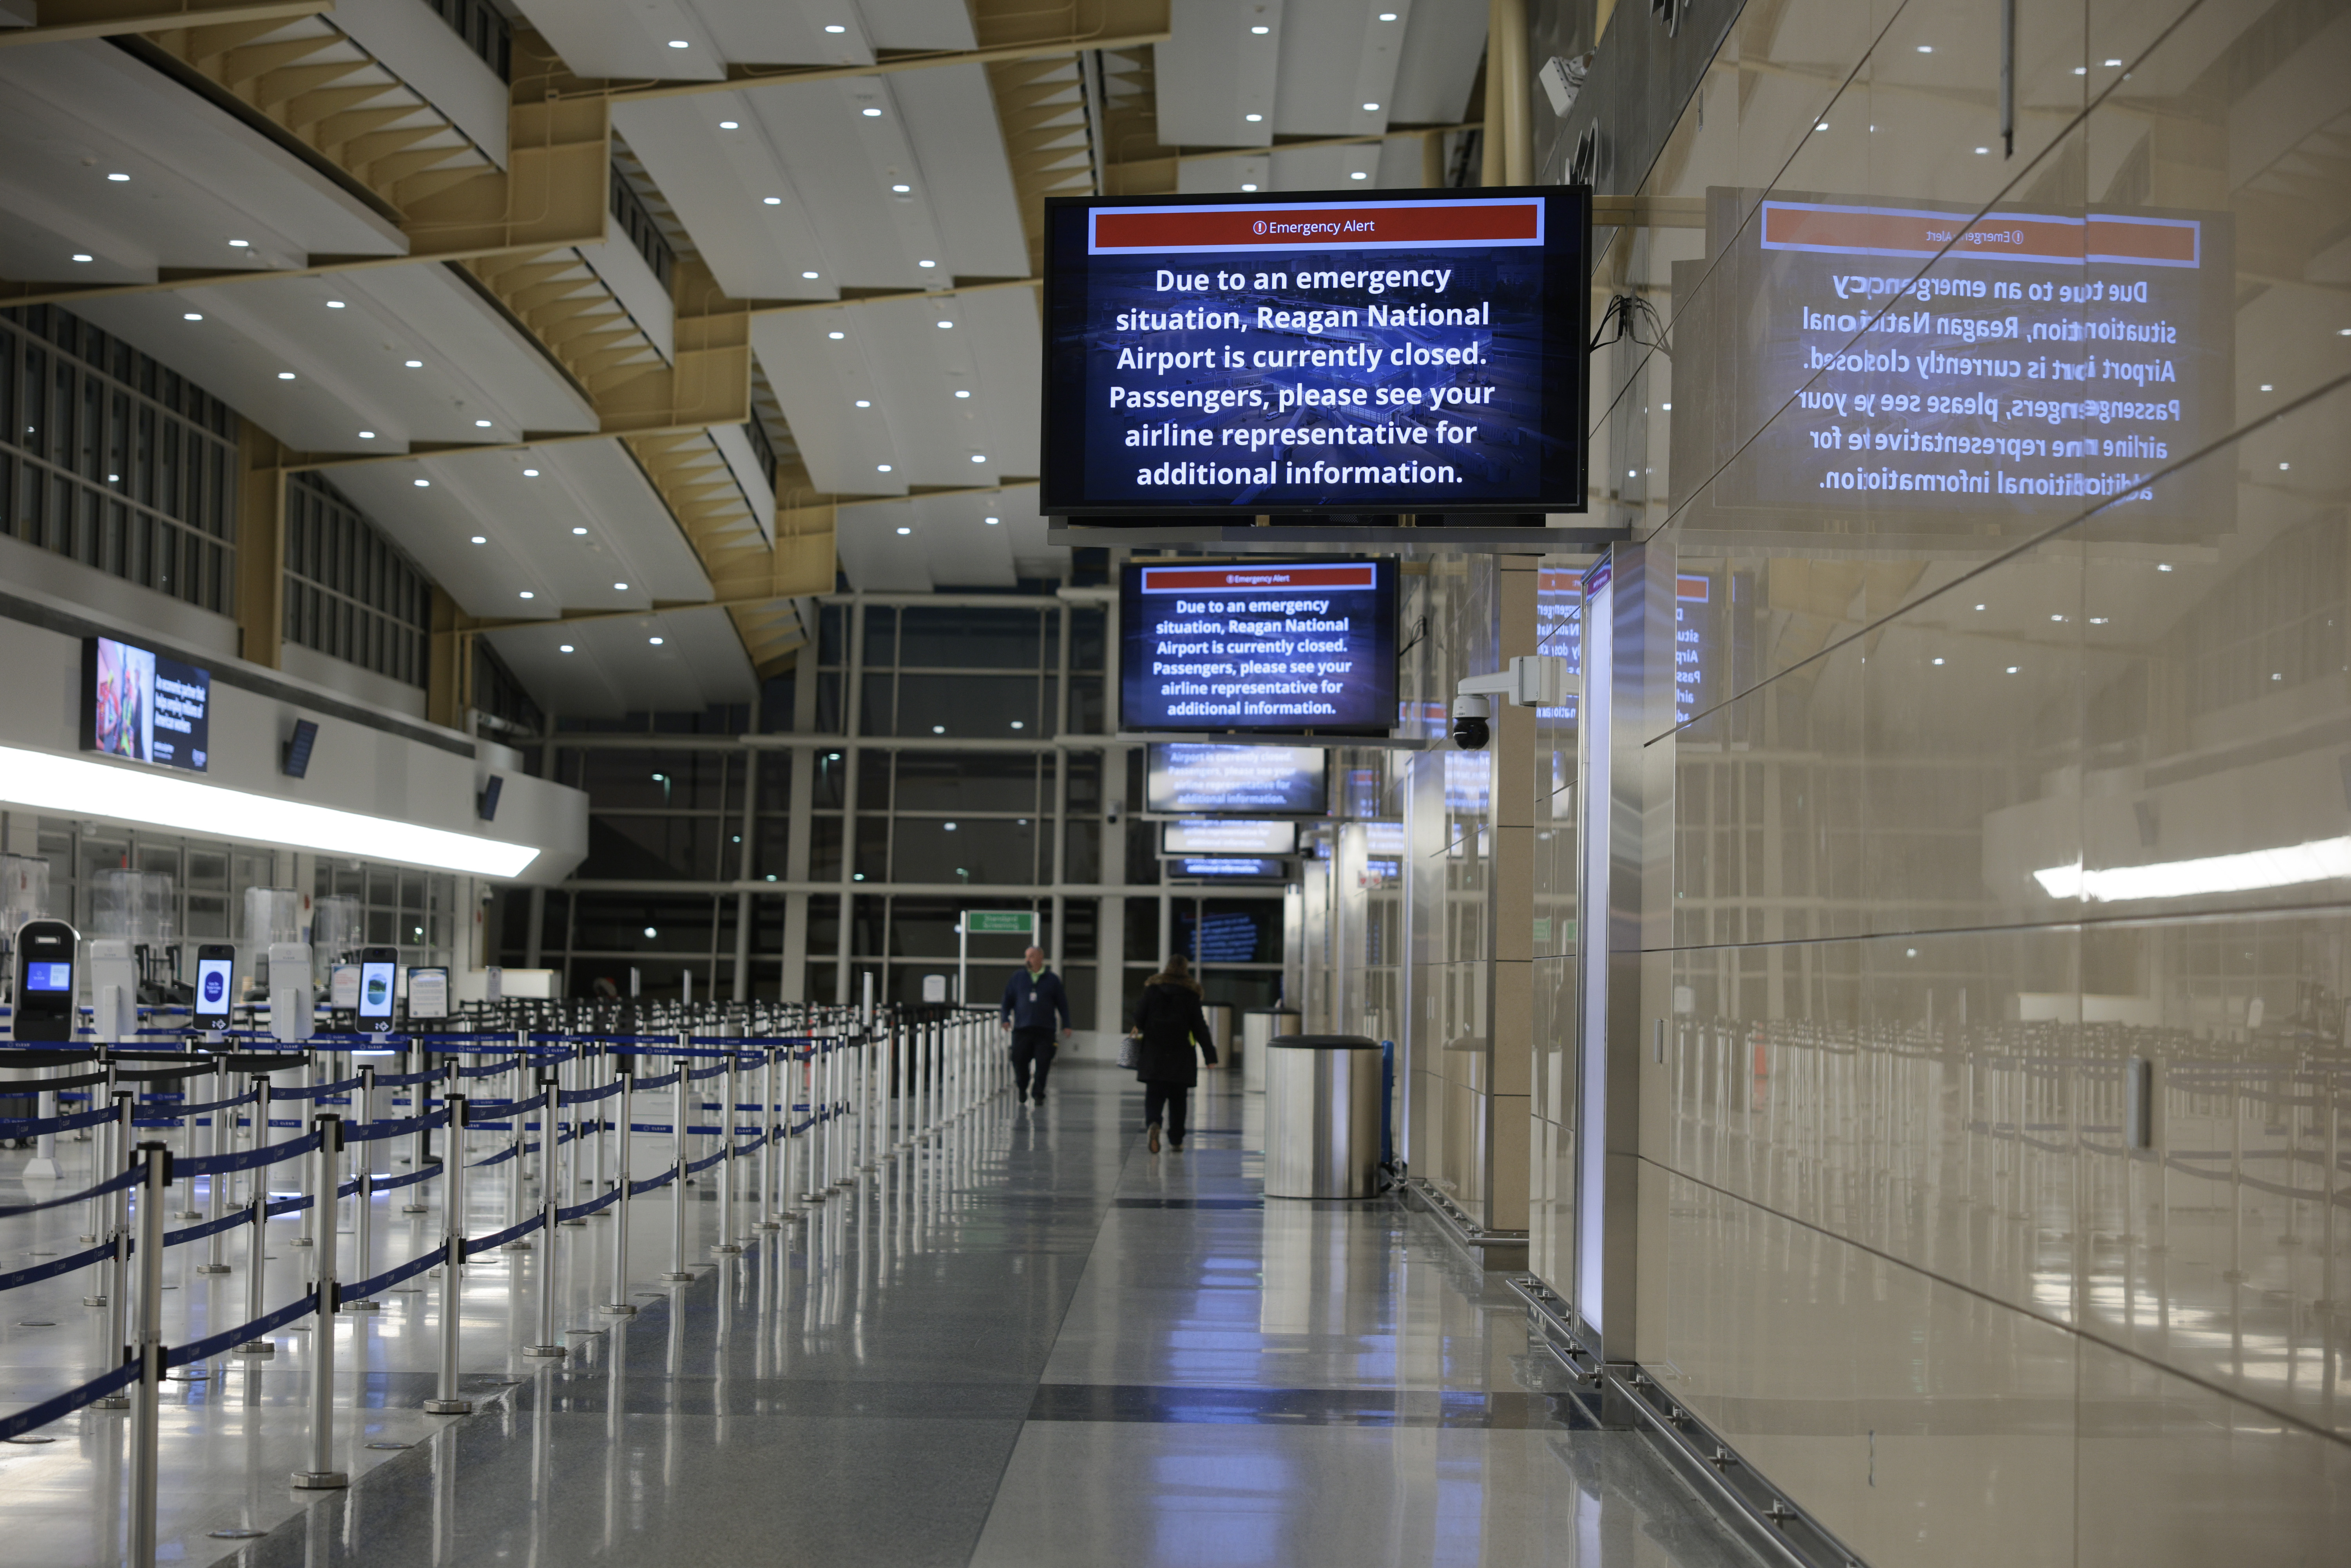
0;0;321;48
233;425;288;671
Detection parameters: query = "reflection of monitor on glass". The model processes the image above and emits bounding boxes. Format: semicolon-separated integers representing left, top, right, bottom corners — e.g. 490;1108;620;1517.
193;943;235;1020
357;946;398;1021
1159;818;1299;855
1146;744;1328;814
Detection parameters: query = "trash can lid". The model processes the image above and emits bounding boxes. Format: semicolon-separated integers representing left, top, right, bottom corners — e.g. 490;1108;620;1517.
1245;1007;1302;1016
1268;1033;1380;1050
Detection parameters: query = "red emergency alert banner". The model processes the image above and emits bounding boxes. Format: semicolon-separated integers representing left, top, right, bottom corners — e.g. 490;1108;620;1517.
1136;564;1380;594
1091;199;1544;255
1760;201;2200;267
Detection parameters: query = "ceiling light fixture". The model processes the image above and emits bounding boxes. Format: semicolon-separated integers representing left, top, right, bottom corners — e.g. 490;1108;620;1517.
183;312;202;321
862;107;881;117
1975;146;1990;154
896;526;911;535
916;259;937;268
877;463;893;473
614;581;629;590
984;515;999;525
1363;101;1379;110
1245;113;1263;122
764;196;782;205
277;371;296;380
558;644;574;654
1378;10;1397;17
524;469;540;477
1350;171;1368;179
404;359;423;368
855;399;871;408
667;38;689;47
470;535;485;543
954;389;971;398
1240;183;1258;191
802;269;820;279
325;300;345;309
1917;44;1933;52
1251;23;1268;31
474;418;492;428
358;431;374;439
936;319;953;329
828;330;845;340
71;253;93;263
2104;57;2122;66
518;590;534;599
719;120;739;129
571;525;586;534
970;453;986;463
228;239;249;248
107;172;129;181
413;478;430;487
824;22;846;31
0;744;535;876
648;636;663;645
891;183;911;192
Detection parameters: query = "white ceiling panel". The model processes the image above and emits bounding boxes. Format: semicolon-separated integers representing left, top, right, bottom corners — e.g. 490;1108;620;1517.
1178;154;1272;193
1157;0;1286;148
1388;0;1485;125
71;263;596;454
1273;0;1406;138
1268;143;1384;190
855;0;977;51
702;0;877;65
507;0;729;81
324;441;709;622
0;41;403;287
485;603;758;719
895;65;1030;278
834;491;1029;590
752;284;1038;496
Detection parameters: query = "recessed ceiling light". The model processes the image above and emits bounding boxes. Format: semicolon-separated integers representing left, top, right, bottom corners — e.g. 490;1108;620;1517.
2260;383;2273;391
862;107;882;117
954;389;971;398
802;269;820;279
2089;617;2108;625
71;253;92;263
1931;657;1944;665
474;418;492;428
519;590;534;599
277;371;296;380
1815;121;1829;131
2158;563;2173;571
2050;613;2065;622
2072;65;2087;74
326;300;345;309
571;525;586;534
970;453;986;463
404;359;422;368
1974;603;1986;610
1661;402;1671;410
1974;146;1990;154
763;196;782;205
358;431;375;439
183;312;202;320
470;535;486;544
1377;11;1396;18
719;120;739;129
891;183;911;193
107;172;129;181
558;643;574;653
1245;113;1263;122
2104;57;2122;66
855;399;872;408
828;330;845;339
228;239;249;248
1363;102;1380;111
1010;721;1024;730
614;581;629;590
1240;182;1258;191
648;636;663;645
916;259;937;268
824;22;846;31
414;478;431;487
1251;24;1268;33
667;38;689;47
896;526;912;535
1349;171;1368;179
984;515;999;525
524;468;540;477
936;319;953;329
2005;665;2019;673
2280;461;2291;470
877;463;893;473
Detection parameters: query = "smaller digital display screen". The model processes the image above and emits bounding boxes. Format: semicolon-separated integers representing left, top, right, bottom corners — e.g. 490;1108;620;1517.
24;960;72;992
1170;856;1289;880
1160;819;1299;855
1121;558;1398;734
1146;743;1327;814
194;957;234;1018
358;961;397;1020
283;719;319;779
89;636;210;773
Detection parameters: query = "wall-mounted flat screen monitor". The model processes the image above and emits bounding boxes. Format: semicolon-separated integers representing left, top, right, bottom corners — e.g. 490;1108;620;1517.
1041;187;1591;516
84;636;210;773
283;719;319;779
1159;819;1299;856
1167;856;1290;881
1121;558;1397;734
1146;743;1327;815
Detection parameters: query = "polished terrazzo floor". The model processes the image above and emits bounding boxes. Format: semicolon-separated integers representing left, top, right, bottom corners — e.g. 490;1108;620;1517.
1;1059;1759;1567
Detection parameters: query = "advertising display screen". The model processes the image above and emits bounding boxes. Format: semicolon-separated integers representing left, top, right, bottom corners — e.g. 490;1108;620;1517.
1146;743;1327;814
1121;558;1396;734
1160;819;1300;856
86;636;210;772
1675;189;2232;541
1042;188;1590;516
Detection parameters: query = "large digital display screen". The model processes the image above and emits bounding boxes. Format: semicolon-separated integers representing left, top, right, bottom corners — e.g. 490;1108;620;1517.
1121;558;1397;734
1041;188;1590;516
1146;744;1328;815
1160;819;1300;856
86;636;210;772
1675;190;2231;541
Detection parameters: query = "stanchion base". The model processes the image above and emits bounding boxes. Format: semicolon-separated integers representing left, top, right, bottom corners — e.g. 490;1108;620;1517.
422;1398;472;1415
712;1243;743;1255
290;1237;315;1248
76;1234;98;1244
596;1302;638;1316
82;1294;107;1307
175;1209;203;1220
522;1344;567;1358
22;1158;59;1179
344;1299;382;1313
93;1394;130;1410
401;1204;429;1215
165;1367;210;1382
290;1471;350;1489
757;1219;782;1230
502;1241;533;1252
658;1271;695;1282
860;1162;878;1172
196;1263;231;1275
234;1342;275;1358
799;1192;828;1205
560;1219;587;1228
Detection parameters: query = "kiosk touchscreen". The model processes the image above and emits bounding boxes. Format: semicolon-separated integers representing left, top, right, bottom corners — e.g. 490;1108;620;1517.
192;942;235;1023
11;918;78;1042
357;946;399;1024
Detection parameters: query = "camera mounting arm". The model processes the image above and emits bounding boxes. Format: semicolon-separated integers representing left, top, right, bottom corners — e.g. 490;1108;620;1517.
1456;655;1578;708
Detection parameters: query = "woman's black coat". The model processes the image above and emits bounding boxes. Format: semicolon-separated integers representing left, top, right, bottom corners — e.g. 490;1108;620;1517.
1130;981;1218;1087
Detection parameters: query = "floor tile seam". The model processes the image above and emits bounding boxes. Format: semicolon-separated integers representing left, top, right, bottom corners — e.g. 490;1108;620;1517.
1643;1153;2351;1452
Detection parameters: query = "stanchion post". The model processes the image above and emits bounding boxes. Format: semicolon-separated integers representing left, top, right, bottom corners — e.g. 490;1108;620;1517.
661;1041;693;1283
600;1060;638;1315
346;1064;381;1311
234;1079;275;1356
127;1140;170;1568
293;1055;316;1249
424;1095;472;1414
715;1044;741;1255
759;1047;781;1231
589;1044;608;1206
525;1176;565;1357
197;1086;233;1275
292;1112;348;1488
502;1078;535;1253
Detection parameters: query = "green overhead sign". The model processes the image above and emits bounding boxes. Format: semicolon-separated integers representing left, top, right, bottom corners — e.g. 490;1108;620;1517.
963;911;1037;935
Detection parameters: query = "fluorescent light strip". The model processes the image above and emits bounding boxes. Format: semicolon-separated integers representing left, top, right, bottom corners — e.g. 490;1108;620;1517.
0;746;538;878
2034;836;2351;902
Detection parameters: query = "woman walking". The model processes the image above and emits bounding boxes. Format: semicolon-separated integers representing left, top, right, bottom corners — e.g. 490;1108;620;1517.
1129;955;1218;1152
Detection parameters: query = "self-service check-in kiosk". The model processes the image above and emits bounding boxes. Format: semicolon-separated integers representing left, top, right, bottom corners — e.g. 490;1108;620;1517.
11;918;78;1043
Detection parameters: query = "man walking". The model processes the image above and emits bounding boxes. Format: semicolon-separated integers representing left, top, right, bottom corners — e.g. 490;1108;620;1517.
999;946;1071;1104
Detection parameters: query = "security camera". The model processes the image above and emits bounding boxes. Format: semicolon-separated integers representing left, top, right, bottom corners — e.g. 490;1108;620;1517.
1106;798;1122;826
1451;695;1491;751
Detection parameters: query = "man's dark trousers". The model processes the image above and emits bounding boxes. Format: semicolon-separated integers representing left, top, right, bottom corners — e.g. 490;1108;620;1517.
1010;1027;1058;1099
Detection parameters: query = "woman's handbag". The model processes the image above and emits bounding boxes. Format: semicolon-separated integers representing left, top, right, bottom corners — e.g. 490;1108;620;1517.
1117;1030;1141;1070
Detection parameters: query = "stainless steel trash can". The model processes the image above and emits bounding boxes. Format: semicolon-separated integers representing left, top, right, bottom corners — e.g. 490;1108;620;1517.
1262;1034;1383;1199
1201;1004;1235;1072
1242;1008;1300;1093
